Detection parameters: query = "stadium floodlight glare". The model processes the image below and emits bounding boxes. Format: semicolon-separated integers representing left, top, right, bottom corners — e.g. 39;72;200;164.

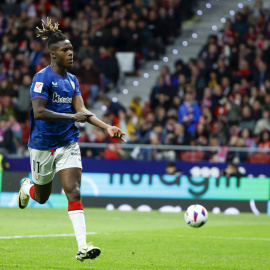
238;3;243;8
192;33;198;39
153;64;159;70
101;105;107;111
197;10;203;16
123;89;128;94
163;57;169;62
221;18;226;23
143;73;149;78
212;25;217;31
112;97;117;103
206;3;211;8
173;49;178;54
230;10;235;16
182;41;188;46
133;80;139;86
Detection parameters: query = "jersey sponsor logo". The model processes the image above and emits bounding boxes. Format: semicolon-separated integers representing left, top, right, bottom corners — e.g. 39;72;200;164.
52;82;58;87
70;81;75;90
52;92;72;103
33;82;44;93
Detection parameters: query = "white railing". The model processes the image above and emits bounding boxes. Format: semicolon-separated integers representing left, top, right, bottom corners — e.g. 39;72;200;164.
78;142;268;153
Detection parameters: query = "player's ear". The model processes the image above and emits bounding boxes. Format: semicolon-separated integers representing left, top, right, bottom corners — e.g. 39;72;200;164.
50;51;56;59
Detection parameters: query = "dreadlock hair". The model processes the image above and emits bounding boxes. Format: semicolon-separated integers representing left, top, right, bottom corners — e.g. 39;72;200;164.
36;17;67;47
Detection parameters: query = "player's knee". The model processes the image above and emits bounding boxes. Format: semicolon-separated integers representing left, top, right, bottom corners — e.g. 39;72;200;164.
71;189;81;201
66;186;81;201
67;185;80;197
36;196;49;204
39;199;48;204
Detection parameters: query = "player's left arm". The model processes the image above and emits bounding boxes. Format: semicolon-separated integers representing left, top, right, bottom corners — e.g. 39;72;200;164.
72;95;126;142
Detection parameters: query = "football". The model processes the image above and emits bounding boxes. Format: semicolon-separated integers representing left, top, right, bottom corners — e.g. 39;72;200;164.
184;204;208;228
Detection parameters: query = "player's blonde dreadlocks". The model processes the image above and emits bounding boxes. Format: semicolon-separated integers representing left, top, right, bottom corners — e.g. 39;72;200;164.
36;17;67;47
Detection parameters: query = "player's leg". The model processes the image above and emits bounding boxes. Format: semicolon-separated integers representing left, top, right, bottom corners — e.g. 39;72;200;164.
58;167;100;262
18;180;52;208
17;147;55;209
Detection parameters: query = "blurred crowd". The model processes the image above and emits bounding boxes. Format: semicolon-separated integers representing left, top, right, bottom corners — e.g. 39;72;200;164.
80;0;270;162
0;0;196;155
1;0;270;163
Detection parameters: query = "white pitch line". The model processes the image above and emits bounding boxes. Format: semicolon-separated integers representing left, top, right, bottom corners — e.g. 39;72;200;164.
178;235;270;241
0;232;97;240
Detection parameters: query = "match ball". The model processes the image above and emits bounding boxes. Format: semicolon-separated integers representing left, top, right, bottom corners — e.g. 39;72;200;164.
184;204;208;228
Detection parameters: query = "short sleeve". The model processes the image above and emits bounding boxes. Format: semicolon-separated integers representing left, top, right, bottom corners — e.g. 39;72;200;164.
30;72;50;101
73;76;81;97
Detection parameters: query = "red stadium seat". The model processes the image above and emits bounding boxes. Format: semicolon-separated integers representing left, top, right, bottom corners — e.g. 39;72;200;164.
247;153;270;163
180;151;205;162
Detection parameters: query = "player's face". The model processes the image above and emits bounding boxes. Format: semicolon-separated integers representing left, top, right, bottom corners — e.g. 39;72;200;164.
54;40;73;68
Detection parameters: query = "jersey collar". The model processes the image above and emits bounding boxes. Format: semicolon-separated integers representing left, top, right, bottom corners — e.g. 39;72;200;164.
48;65;67;78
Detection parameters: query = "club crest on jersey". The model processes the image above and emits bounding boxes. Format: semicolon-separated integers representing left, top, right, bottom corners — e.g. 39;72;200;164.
33;82;43;93
52;92;72;103
70;81;75;90
52;82;58;87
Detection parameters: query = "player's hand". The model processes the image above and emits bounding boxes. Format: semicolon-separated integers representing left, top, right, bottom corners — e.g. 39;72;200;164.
73;112;91;122
107;126;126;142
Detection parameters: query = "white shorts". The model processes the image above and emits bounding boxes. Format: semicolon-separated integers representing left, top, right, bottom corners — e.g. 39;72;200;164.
29;142;82;185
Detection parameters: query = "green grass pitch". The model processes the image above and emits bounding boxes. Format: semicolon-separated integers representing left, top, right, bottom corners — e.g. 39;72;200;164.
0;208;269;270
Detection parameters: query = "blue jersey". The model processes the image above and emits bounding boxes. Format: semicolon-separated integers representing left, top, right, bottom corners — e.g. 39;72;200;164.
28;65;81;150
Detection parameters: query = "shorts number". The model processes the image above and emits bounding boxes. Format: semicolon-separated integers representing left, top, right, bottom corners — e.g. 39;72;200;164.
33;160;40;173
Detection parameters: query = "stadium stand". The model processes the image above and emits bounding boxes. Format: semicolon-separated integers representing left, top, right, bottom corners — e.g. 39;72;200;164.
0;0;269;163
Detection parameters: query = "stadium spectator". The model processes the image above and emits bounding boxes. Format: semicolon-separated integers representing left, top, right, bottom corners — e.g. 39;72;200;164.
136;112;155;144
102;96;126;117
165;162;183;176
164;123;187;162
221;163;246;177
227;134;247;162
150;76;171;110
236;127;257;158
239;105;256;131
120;108;143;137
85;127;113;159
0;120;15;154
129;96;142;117
205;135;228;163
95;46;119;93
155;106;167;126
258;130;270;150
14;74;32;123
254;109;270;135
195;123;209;146
253;61;270;88
77;58;101;107
240;128;257;149
178;91;201;135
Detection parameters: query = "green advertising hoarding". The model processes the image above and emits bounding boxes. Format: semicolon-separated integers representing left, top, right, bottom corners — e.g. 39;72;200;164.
0;172;269;213
80;173;270;201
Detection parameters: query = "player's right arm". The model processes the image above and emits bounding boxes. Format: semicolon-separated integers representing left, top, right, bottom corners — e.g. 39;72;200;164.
32;98;88;122
31;72;91;122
